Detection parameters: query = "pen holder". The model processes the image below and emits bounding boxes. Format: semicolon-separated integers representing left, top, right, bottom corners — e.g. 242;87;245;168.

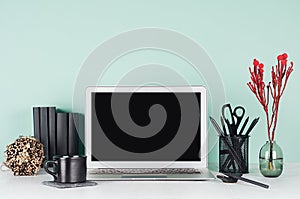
219;135;249;174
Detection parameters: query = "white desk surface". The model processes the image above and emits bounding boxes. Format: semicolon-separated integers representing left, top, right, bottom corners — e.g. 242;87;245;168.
0;164;299;199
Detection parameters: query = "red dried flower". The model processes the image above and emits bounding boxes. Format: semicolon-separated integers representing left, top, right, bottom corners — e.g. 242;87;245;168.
277;55;283;60
259;68;264;73
281;59;287;66
253;59;259;67
282;53;288;59
259;63;264;68
247;53;294;142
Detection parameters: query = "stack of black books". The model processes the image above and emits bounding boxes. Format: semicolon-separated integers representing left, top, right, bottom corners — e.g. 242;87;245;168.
33;107;84;161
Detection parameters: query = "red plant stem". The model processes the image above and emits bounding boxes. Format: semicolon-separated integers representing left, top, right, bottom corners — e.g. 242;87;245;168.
280;65;293;97
265;109;271;142
272;104;279;141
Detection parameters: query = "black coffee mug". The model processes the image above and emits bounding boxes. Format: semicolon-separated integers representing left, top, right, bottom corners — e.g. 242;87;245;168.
44;155;87;183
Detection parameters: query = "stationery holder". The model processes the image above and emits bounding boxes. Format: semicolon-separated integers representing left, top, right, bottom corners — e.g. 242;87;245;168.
219;135;249;174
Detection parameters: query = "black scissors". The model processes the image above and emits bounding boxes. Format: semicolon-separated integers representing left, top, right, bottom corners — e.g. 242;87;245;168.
221;104;245;136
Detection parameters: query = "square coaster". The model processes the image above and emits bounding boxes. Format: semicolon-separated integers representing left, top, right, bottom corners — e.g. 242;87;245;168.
42;181;98;189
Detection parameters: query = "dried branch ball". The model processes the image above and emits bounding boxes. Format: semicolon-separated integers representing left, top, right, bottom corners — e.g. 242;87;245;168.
5;136;44;176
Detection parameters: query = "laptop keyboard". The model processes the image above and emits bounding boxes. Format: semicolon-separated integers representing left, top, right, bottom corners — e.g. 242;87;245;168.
89;168;201;175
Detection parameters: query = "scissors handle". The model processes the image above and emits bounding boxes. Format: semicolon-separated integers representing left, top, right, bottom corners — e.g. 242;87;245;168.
233;106;245;126
233;106;245;118
222;104;234;123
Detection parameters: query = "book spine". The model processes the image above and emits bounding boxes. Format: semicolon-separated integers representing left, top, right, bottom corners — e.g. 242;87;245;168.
56;113;68;156
48;107;56;160
33;107;41;141
68;113;79;155
77;114;85;155
40;107;50;160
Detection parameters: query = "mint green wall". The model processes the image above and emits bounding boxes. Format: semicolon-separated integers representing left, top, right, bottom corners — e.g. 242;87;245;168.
1;0;299;164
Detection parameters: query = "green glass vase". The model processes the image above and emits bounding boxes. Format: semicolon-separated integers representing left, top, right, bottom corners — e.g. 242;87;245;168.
259;141;283;177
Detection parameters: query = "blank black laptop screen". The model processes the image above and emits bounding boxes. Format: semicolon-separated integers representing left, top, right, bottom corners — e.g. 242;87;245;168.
91;92;201;161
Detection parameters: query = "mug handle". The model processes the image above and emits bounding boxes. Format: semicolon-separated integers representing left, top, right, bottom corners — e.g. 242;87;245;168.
44;160;58;180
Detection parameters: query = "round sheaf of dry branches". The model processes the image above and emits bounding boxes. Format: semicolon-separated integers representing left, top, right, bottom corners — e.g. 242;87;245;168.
4;136;44;176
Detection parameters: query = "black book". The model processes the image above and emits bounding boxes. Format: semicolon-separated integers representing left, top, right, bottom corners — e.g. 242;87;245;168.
33;107;41;141
68;113;79;155
77;114;85;155
40;107;50;160
48;107;56;159
56;113;68;156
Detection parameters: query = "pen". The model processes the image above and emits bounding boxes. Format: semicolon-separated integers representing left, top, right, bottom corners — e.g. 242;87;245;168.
221;172;269;189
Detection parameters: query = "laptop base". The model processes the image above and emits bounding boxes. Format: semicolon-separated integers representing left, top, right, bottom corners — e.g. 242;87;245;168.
87;168;215;181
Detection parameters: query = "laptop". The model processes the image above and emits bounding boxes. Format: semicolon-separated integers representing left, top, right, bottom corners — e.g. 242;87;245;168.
85;86;214;180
